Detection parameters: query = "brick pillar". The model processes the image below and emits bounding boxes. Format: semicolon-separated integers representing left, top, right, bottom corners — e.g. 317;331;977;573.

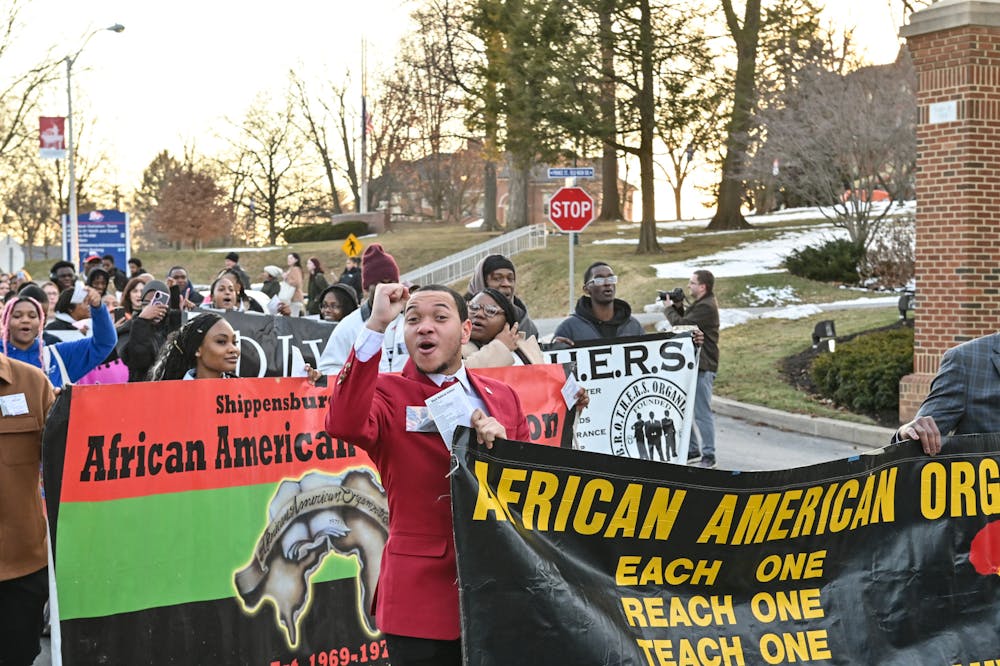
898;1;1000;421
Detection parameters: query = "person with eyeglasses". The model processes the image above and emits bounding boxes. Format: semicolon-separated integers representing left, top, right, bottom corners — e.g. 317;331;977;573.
465;254;540;341
664;269;720;469
552;262;644;346
317;283;359;323
462;288;544;367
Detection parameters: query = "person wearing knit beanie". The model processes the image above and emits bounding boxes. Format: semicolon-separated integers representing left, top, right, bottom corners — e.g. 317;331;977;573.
465;254;539;340
361;244;400;292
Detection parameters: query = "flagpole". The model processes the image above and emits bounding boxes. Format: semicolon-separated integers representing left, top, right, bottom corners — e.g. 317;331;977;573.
360;37;368;214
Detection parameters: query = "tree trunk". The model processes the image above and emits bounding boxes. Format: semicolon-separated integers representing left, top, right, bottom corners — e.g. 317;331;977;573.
598;0;621;221
635;0;662;254
708;0;759;231
483;159;498;231
507;156;530;229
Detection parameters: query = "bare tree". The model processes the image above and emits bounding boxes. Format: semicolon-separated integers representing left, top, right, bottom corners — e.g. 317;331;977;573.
750;53;916;249
564;0;714;251
386;12;468;222
291;71;345;216
0;150;58;259
596;0;621;221
0;0;59;162
222;95;325;245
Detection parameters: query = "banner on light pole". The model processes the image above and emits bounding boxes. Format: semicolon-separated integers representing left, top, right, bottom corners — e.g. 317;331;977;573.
39;116;67;159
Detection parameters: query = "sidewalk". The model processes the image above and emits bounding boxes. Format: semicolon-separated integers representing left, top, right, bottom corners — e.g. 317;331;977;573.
713;396;892;449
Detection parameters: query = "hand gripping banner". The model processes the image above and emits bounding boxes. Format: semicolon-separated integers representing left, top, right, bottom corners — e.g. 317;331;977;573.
450;430;1000;665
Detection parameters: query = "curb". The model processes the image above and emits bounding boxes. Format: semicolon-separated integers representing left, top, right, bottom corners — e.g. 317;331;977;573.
713;396;893;450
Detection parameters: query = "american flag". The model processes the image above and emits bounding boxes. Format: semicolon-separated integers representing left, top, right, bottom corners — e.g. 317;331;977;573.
362;97;373;135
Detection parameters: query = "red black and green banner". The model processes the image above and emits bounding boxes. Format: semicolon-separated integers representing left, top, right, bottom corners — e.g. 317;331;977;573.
42;365;572;664
451;431;1000;665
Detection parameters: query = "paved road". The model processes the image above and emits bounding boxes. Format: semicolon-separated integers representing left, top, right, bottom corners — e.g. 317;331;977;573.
711;413;872;471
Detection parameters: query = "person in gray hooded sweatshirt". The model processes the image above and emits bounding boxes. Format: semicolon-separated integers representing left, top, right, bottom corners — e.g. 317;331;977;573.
465;254;539;340
552;261;644;345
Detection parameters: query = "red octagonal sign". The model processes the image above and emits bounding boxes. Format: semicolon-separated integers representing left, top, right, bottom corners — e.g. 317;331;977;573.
548;186;595;233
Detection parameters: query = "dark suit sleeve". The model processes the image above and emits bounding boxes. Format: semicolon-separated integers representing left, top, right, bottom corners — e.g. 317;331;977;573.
916;346;968;436
325;348;384;451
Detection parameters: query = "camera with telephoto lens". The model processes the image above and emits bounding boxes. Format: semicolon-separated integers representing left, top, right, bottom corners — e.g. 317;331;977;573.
657;287;686;303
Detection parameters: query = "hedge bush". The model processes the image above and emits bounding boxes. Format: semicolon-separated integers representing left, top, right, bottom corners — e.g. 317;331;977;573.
283;220;369;243
783;238;864;283
810;326;913;415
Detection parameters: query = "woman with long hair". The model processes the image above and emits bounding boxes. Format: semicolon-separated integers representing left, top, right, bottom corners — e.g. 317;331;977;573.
461;288;544;368
120;276;150;320
0;287;117;386
282;252;304;316
148;312;240;380
305;256;329;316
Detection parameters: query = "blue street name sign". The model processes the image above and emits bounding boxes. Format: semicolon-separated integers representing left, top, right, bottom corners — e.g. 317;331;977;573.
547;167;595;179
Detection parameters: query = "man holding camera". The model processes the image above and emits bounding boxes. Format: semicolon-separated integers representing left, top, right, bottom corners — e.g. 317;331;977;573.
665;270;719;469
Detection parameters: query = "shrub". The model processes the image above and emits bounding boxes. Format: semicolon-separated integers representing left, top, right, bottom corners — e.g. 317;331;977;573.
859;215;915;289
283;220;369;243
810;326;913;415
783;238;864;283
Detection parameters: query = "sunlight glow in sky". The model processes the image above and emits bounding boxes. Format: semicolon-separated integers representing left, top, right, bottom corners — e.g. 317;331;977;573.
10;0;905;210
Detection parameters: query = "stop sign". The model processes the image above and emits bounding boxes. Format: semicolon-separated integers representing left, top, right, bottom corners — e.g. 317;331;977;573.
548;186;595;232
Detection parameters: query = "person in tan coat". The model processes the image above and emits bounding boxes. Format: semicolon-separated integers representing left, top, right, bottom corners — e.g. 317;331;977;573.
0;355;55;665
462;288;544;368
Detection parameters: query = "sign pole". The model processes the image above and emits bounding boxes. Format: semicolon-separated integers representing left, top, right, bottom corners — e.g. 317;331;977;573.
568;232;576;314
547;184;595;315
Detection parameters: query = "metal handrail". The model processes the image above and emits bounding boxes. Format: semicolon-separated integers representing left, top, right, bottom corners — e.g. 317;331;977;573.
400;224;548;287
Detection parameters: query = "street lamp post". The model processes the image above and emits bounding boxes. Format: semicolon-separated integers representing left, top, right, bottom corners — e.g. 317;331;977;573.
65;23;124;271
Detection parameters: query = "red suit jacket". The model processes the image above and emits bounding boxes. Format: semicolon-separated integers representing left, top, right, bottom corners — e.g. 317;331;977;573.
325;348;529;640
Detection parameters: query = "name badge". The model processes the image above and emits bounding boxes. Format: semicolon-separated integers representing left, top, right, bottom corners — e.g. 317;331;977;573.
0;393;29;417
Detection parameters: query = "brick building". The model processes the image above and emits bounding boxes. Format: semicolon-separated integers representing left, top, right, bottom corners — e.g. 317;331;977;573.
898;0;1000;419
495;161;636;227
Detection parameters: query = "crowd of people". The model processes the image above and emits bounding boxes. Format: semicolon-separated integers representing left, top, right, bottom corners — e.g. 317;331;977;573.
4;233;995;665
0;241;726;665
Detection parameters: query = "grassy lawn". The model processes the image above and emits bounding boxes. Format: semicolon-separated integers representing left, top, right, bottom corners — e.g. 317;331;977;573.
23;211;905;425
715;307;900;424
23;221;507;287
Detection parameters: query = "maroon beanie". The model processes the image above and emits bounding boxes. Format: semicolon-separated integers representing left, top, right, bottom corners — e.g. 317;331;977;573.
362;244;400;290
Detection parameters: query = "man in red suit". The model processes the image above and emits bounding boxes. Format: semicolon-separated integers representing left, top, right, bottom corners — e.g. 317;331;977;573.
325;282;528;666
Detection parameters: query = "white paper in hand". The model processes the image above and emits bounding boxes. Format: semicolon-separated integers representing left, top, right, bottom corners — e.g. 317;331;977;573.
561;373;581;409
425;382;474;451
70;281;87;305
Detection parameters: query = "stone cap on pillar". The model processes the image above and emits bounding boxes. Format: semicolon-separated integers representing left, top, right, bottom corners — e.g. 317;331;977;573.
901;0;1000;38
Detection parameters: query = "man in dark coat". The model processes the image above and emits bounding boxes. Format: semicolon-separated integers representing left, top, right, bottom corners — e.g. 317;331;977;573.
338;257;363;300
553;262;644;344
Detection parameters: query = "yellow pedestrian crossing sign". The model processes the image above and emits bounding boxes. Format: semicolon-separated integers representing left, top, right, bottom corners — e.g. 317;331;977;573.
342;234;363;258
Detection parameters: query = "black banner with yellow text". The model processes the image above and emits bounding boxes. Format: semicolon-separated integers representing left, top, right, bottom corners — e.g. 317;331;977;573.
451;432;1000;666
